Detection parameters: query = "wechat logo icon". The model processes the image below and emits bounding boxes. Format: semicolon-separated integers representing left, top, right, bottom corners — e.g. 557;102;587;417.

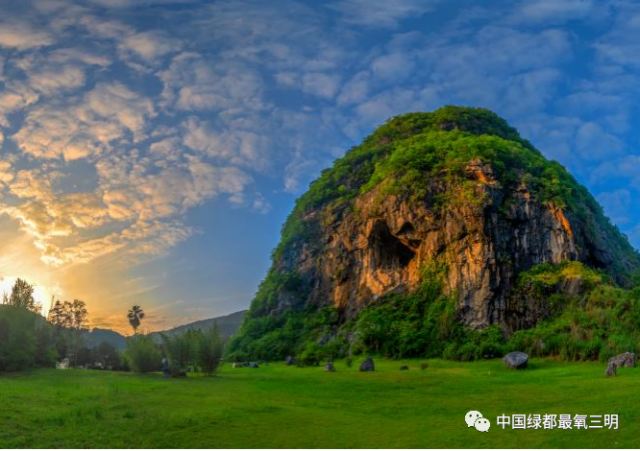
465;410;490;432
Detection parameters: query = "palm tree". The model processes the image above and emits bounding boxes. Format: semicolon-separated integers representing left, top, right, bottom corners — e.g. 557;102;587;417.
127;305;145;334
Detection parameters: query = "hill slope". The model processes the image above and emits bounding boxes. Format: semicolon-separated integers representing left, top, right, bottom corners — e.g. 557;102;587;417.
151;310;247;339
84;310;247;350
229;106;640;361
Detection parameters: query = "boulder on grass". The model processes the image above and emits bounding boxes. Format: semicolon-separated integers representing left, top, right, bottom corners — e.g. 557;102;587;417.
605;362;617;377
360;356;375;372
325;362;335;372
503;351;528;370
608;352;636;369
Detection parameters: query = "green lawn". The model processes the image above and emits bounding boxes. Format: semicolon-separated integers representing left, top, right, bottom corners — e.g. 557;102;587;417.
0;359;636;448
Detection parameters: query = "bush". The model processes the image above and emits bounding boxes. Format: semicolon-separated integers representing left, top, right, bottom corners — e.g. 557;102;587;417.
125;334;161;373
197;324;224;376
161;332;195;377
0;305;56;371
298;342;324;366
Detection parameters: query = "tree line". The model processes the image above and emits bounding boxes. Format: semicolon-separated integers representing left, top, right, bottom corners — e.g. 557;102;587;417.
0;278;224;376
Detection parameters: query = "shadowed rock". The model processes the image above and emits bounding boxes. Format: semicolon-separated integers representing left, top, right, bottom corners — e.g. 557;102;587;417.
325;361;335;372
608;352;636;369
503;351;528;369
605;362;617;377
360;356;375;372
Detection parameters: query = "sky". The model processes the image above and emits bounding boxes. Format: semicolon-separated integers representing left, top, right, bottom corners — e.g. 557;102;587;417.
1;0;640;333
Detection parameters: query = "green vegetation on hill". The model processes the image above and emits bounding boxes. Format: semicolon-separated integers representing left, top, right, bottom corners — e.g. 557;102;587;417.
509;263;640;362
1;361;639;448
231;260;640;363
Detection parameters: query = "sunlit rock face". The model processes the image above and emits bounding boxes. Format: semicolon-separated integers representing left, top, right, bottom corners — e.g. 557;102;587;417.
276;159;634;332
249;107;640;334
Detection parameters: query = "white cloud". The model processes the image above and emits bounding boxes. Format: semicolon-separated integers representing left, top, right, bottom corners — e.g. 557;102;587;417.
0;83;39;127
512;0;599;24
302;72;341;99
160;53;265;112
119;31;180;62
182;117;270;170
14;82;154;160
0;160;13;184
371;52;415;82
28;65;86;95
328;0;438;28
0;22;53;49
575;122;624;159
597;189;631;225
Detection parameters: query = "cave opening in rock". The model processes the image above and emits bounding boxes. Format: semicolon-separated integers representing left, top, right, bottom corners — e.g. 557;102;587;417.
370;221;416;269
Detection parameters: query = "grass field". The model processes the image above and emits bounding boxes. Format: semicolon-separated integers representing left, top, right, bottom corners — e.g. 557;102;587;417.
0;358;637;448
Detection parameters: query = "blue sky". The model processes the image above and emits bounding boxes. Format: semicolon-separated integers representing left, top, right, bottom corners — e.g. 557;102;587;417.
0;0;639;332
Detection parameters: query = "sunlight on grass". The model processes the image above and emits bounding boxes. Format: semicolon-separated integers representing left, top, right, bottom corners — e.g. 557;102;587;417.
0;359;636;448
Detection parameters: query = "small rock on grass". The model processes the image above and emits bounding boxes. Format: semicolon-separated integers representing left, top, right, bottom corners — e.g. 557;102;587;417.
360;356;375;372
503;351;528;370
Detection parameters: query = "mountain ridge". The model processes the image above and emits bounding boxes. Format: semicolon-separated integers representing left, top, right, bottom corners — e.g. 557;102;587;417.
85;310;247;350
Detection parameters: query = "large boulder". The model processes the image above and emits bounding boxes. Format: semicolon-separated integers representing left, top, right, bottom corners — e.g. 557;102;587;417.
360;356;375;372
608;352;636;369
503;351;528;369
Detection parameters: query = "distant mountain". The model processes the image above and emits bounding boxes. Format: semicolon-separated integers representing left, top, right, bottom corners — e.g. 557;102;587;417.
84;328;127;350
83;310;247;350
152;310;247;339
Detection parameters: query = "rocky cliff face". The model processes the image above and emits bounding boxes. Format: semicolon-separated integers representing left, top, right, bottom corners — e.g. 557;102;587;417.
231;106;640;358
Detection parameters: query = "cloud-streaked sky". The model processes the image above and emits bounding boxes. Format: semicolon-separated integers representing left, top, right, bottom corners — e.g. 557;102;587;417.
1;0;639;332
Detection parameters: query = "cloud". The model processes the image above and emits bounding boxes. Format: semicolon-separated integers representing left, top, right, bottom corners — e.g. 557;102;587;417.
119;31;181;62
0;22;53;50
511;0;599;24
14;82;155;160
0;160;13;184
597;189;631;225
0;83;39;127
182;117;270;170
301;72;342;99
575;122;624;160
28;65;86;95
160;52;265;112
327;0;438;28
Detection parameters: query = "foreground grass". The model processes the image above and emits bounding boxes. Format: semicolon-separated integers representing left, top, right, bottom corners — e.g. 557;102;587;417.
0;359;636;448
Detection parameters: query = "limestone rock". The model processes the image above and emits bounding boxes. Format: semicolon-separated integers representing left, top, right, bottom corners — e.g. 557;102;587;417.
360;356;375;372
231;107;640;359
608;352;636;369
503;351;528;370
